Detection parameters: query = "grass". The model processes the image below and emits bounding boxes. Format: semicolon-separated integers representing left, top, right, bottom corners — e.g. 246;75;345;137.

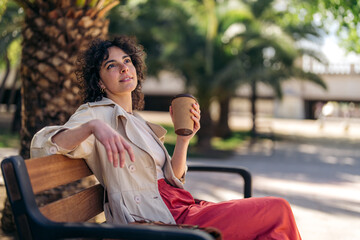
162;124;250;158
211;131;249;151
0;130;20;148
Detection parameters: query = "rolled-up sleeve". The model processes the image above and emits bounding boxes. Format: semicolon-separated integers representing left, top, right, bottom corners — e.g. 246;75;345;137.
30;104;95;159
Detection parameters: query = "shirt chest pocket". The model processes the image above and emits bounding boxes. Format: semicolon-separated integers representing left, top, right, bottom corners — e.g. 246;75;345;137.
120;190;161;220
130;145;155;169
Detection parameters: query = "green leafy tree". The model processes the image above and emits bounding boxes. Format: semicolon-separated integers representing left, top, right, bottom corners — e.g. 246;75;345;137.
109;0;254;151
214;0;327;138
108;0;212;150
109;0;327;146
286;0;360;53
141;0;252;150
0;0;22;112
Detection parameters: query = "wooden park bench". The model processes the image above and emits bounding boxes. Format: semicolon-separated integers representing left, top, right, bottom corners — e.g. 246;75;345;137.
1;154;252;240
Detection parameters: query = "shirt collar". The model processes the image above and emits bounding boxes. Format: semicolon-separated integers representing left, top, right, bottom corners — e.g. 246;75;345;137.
88;97;167;139
88;97;126;117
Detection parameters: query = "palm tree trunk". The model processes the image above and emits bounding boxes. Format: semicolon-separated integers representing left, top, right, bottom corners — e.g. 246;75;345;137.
11;92;21;132
196;95;213;151
0;53;10;103
250;79;257;138
1;0;119;233
215;96;232;138
19;0;115;205
196;0;217;152
20;4;112;158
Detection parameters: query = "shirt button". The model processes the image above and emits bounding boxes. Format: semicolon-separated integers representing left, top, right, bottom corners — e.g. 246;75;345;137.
49;146;57;154
134;195;141;204
128;164;136;173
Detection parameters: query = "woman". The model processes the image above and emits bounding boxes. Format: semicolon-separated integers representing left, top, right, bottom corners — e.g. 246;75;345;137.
31;36;301;240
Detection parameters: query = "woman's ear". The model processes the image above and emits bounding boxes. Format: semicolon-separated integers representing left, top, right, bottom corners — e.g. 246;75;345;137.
98;80;105;90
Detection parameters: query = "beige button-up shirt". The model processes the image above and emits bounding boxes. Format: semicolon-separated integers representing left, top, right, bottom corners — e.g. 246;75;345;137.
31;97;187;224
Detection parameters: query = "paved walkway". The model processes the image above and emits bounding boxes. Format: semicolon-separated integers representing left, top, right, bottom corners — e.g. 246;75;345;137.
1;113;360;239
139;111;360;141
186;138;360;240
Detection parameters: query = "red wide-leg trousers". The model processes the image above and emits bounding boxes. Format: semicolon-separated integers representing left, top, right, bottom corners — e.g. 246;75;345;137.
158;179;301;240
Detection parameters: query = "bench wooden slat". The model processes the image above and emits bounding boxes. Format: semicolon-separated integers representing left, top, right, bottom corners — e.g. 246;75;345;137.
1;161;22;201
39;184;104;222
25;155;93;194
2;155;250;240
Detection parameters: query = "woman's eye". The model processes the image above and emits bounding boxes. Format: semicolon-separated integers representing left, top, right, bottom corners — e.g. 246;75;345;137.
107;64;115;69
124;58;132;63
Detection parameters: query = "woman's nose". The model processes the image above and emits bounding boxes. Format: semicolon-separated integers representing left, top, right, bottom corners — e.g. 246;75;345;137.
120;64;129;73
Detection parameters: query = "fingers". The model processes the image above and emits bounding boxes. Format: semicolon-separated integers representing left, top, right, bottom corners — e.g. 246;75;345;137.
122;139;136;162
115;137;135;168
194;102;200;112
192;115;201;132
191;103;201;129
191;102;201;116
110;140;119;168
191;108;201;119
104;142;114;165
103;135;134;168
169;106;174;122
114;138;125;168
93;120;134;168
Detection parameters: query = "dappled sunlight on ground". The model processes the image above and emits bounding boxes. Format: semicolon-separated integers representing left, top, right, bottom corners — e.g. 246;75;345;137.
185;172;245;202
186;138;360;240
321;155;356;165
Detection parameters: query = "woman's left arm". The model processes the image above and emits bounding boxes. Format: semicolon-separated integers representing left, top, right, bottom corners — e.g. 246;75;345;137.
170;102;201;179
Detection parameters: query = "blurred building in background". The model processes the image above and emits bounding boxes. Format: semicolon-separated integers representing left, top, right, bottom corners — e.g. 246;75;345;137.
1;57;360;121
141;57;360;121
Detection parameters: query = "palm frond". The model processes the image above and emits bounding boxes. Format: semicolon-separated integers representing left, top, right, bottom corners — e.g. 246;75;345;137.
213;57;245;89
217;8;253;34
245;0;275;18
0;1;23;60
298;48;328;65
291;66;327;90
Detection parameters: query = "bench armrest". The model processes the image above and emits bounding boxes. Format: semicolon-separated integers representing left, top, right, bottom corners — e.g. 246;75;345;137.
188;165;252;198
32;221;215;240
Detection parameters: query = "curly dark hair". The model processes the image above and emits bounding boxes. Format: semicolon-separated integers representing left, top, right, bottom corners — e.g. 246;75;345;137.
77;36;147;110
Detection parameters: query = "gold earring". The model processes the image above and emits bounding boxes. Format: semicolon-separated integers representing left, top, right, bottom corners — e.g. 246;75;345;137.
101;88;105;93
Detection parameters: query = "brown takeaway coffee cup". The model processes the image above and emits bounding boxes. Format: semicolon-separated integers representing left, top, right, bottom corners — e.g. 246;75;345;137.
171;94;197;136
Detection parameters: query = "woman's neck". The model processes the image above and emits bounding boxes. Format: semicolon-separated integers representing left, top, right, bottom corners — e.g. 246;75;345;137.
106;93;133;113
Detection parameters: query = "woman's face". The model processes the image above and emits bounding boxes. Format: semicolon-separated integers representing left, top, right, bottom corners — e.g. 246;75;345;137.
99;46;138;99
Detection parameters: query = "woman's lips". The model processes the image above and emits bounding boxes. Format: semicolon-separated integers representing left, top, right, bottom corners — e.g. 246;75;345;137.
120;77;132;82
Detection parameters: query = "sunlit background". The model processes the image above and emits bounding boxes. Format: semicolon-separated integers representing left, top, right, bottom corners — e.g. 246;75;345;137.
1;0;360;239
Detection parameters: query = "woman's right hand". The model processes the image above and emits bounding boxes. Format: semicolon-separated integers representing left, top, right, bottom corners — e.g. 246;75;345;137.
89;119;135;168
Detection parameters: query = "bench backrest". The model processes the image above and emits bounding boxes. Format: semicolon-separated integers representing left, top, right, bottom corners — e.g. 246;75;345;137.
1;154;105;240
25;154;104;222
